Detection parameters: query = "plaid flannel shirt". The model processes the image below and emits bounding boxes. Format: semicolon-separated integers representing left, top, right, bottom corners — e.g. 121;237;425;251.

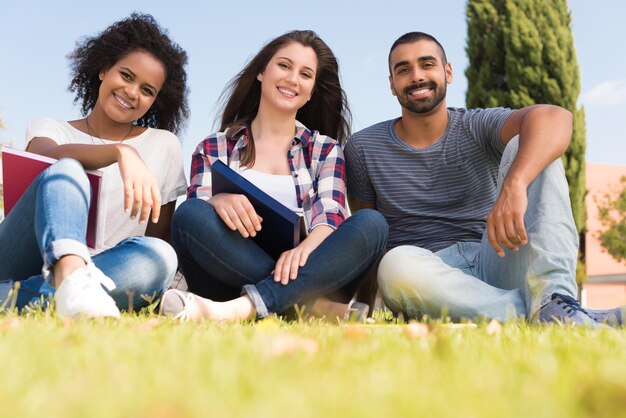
188;122;348;232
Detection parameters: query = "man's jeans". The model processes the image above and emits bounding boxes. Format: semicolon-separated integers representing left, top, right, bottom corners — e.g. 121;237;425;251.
172;199;388;318
378;137;579;321
0;158;177;310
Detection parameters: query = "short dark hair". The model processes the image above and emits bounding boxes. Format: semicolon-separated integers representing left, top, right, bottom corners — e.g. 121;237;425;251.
388;32;448;74
67;13;189;134
218;30;352;167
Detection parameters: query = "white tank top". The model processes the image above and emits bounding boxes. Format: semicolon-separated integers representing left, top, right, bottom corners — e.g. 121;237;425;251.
239;168;303;215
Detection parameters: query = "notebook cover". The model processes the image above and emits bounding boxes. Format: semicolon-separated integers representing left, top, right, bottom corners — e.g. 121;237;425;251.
1;147;103;249
211;159;300;260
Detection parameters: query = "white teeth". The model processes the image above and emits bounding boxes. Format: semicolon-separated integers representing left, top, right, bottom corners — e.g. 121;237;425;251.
114;94;133;109
411;88;430;96
278;87;297;97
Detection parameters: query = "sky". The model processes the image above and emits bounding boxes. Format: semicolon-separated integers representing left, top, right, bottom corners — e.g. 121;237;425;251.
1;0;625;176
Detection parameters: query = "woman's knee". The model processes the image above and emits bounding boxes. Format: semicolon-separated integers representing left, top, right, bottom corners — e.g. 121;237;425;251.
42;158;90;193
49;158;88;180
172;198;222;238
347;209;389;251
351;209;388;234
131;236;178;283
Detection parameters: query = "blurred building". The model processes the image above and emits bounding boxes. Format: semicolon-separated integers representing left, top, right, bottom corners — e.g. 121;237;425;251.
581;163;626;308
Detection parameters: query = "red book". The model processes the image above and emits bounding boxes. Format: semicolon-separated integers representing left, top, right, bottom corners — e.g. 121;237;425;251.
1;147;103;249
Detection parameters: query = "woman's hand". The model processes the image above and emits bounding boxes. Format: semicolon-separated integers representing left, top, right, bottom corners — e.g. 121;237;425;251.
117;145;161;224
273;225;333;285
208;193;263;238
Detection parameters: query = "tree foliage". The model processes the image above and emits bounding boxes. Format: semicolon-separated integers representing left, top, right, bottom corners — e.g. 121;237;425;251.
465;0;586;233
596;176;626;263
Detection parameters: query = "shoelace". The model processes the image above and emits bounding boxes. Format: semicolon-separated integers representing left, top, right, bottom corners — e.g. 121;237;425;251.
173;293;198;322
553;293;589;316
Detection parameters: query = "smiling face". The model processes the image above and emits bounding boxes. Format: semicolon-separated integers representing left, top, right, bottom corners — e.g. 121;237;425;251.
389;40;452;115
95;49;166;124
256;42;318;115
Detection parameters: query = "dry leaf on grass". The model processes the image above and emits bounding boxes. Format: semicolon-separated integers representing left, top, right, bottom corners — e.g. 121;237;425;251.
62;316;72;331
271;334;319;356
404;322;430;339
344;324;368;340
0;317;20;331
134;318;161;331
256;317;280;333
486;319;503;335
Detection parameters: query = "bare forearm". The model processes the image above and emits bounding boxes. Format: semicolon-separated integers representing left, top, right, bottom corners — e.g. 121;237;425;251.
302;224;334;249
487;105;572;256
504;105;572;188
28;139;130;170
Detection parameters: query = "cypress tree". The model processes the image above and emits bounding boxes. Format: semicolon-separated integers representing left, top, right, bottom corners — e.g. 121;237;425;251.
466;0;587;283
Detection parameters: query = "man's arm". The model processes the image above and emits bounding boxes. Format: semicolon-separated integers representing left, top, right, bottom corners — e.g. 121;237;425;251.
487;104;573;257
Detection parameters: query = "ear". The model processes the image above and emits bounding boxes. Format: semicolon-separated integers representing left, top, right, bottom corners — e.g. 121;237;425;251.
389;75;397;97
445;62;453;84
99;69;106;81
257;72;263;82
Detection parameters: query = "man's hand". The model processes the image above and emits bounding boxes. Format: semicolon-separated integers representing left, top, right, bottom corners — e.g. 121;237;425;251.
486;180;528;257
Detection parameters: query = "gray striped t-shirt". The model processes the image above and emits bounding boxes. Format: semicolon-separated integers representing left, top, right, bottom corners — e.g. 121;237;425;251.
345;107;513;252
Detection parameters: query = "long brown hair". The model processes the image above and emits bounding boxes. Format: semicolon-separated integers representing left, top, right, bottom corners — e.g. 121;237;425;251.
217;30;351;167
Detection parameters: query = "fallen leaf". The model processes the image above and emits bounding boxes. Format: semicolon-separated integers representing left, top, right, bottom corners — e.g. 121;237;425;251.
62;316;72;331
0;317;20;331
134;318;161;331
344;324;368;340
255;317;280;333
486;319;503;335
404;322;430;339
271;334;319;356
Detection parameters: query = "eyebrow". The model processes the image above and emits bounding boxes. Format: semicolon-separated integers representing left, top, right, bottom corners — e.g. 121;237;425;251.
276;56;316;74
120;66;158;92
392;55;439;71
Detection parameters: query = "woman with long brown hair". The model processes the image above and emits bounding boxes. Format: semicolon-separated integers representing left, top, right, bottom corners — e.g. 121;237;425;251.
163;30;387;321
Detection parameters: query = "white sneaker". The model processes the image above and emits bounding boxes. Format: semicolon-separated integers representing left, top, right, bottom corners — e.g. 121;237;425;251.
55;263;121;318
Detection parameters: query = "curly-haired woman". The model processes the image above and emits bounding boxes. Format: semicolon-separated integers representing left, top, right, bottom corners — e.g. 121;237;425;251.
0;13;189;317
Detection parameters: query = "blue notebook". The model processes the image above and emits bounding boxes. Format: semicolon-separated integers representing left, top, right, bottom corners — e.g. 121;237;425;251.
211;160;301;260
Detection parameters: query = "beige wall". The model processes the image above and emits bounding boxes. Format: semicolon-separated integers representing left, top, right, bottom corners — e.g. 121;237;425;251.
585;163;626;276
582;163;626;308
583;283;626;309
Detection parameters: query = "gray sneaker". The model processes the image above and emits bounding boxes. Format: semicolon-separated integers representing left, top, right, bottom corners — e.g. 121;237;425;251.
344;302;370;323
160;289;188;317
586;306;626;327
538;293;603;328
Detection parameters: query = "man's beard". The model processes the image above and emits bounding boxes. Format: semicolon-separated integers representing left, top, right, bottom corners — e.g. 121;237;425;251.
397;81;446;114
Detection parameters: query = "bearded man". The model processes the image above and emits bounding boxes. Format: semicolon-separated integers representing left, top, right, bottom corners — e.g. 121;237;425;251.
345;31;622;327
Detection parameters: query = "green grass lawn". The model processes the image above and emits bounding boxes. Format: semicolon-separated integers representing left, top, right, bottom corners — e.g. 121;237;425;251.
1;313;626;418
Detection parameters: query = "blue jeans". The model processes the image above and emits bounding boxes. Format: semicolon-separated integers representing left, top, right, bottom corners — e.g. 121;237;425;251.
0;158;177;310
378;137;579;321
172;199;388;318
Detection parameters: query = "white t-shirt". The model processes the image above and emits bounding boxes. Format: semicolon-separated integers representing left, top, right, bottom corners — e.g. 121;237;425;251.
26;117;187;253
